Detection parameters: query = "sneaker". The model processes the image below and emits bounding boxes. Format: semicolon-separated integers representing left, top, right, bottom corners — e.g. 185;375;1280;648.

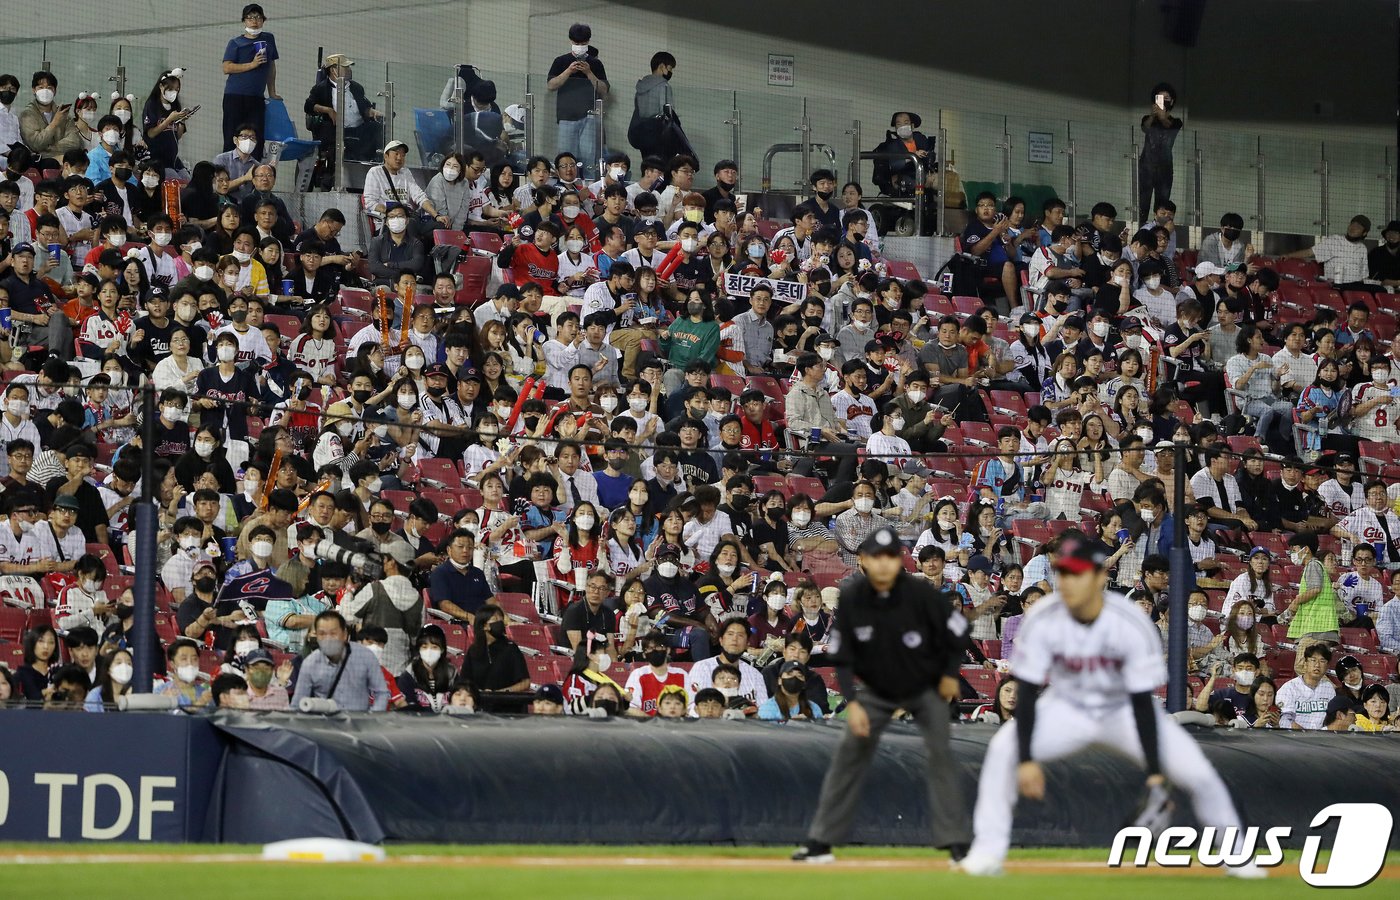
791;841;835;864
1226;862;1267;880
953;853;1003;876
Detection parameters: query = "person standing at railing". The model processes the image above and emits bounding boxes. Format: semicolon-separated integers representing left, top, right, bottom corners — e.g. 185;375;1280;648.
546;23;609;180
1138;83;1183;220
221;3;280;156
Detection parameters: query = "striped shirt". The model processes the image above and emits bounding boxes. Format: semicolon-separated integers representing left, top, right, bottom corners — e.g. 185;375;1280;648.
731;309;774;368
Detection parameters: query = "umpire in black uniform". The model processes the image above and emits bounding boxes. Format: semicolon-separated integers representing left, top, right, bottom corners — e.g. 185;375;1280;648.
793;525;972;863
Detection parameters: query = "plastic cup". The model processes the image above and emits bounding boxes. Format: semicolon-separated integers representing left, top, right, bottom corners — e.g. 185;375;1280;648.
220;536;238;561
1117;528;1130;542
810;427;822;442
254;40;268;56
281;278;293;296
1356;602;1370;618
47;243;61;260
574;567;588;591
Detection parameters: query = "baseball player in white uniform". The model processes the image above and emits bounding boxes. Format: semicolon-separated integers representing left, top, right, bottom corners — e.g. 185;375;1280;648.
958;538;1263;878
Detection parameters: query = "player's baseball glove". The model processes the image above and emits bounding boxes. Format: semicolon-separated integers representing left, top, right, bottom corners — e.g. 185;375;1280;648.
1126;780;1175;834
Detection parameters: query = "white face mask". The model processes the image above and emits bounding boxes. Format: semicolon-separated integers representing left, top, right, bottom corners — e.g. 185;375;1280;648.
102;128;121;145
366;476;384;493
681;238;699;253
386;217;408;234
251;540;275;559
628;396;648;412
162;89;179;103
79;109;97;124
1140;508;1155;524
6;399;29;418
442;166;461;182
81;578;102;593
300;542;319;560
223;273;239;288
906;390;925;405
405;354;425;371
817;346;834;361
717;563;736;577
609;166;627;181
397;392;418;410
766;593;787;611
419;647;443;667
217;345;237;363
152;232;172;247
565;238;585;254
561;205;581;220
194;265;214;282
1236;613;1255;629
235;640;259;656
657;561;679;578
1021;324;1040;338
791;510;811;527
574;514;596;531
889;416;905;431
1188;605;1206;622
1375;370;1390;383
592;653;612;672
1092;321;1109;338
35;88;55;105
109;663;133;684
854;497;874;514
1233;670;1255;687
165;405;188;422
236;138;256;154
1144;276;1162;290
571;43;589;57
142;173;160;189
232;249;251;264
1289;549;1304;565
176;664;199;684
107;232;127;246
895;124;914;139
194;440;216;459
115;109;131;124
599;395;618;413
493;403;512;420
245;26;262;36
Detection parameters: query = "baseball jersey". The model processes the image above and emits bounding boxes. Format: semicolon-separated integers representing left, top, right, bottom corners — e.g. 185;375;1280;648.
832;389;876;440
1319;478;1366;519
1350;381;1400;443
685;655;769;710
1276;675;1336;730
624;665;688;715
1044;442;1091;520
1337;506;1400;566
1011;590;1166;713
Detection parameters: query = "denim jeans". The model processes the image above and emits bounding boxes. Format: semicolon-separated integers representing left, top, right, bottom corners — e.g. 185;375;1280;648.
557;116;600;175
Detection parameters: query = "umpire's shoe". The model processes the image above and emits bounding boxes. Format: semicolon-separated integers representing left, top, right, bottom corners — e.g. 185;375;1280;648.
791;841;835;863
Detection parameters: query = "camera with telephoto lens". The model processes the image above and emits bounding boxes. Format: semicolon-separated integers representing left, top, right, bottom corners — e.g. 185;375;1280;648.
314;537;385;581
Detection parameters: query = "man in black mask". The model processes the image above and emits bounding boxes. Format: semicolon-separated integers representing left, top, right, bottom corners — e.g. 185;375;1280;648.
1369;220;1400;289
1284;214;1373;292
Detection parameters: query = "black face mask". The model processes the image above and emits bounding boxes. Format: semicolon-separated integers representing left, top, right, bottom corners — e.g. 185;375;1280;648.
230;309;248;324
1221;228;1241;241
1387;240;1400;249
803;315;823;329
721;649;744;663
781;676;805;695
193;576;217;594
662;71;673;82
115;605;134;620
487;620;506;638
426;385;447;397
371;520;391;535
296;384;312;401
645;649;668;667
112;167;131;182
352;389;371;403
729;493;752;509
595;698;619;716
766;505;785;519
523;415;540;430
0;90;15;107
815;190;832;201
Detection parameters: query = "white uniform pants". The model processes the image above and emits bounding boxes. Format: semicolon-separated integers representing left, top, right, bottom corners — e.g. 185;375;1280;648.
969;694;1244;862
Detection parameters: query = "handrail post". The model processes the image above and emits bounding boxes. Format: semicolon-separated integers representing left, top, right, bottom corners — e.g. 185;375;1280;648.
378;79;395;145
722;90;741;188
1256;136;1267;234
913;157;925;236
1191;132;1203;228
524;90;537;160
1061;120;1077;222
845;119;860;185
332;72;347;191
1384;147;1397;223
451;76;464;156
796;97;812;189
1315;141;1330;236
1126;125;1141;223
937;109;948;236
996;116;1012;199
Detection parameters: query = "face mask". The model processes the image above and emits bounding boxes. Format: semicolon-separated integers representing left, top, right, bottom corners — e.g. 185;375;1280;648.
78;109;97;125
1234;611;1255;630
895;124;914;139
387;217;408;234
398;392;418;409
246;667;272;689
370;520;392;536
35;88;55;105
657;561;679;579
251;540;275;559
112;166;132;182
1092;321;1109;338
635;649;666;669
1221;228;1241;240
1098;253;1114;266
115;109;131;125
571;43;589;57
419;647;443;667
101;128;121;145
687;302;705;317
1233;670;1255;688
318;637;344;658
556;204;580;221
0;90;14;107
405;353;425;371
79;577;102;594
232;247;256;264
1289;549;1304;566
165;405;188;422
235;640;259;657
624;397;649;415
1376;370;1390;383
487;620;506;638
565;238;585;253
781;676;805;695
6;399;29;418
817;346;834;361
194;440;216;459
854;497;874;514
162;89;179;103
1144;276;1162;290
1019;324;1042;340
792;510;812;527
366;477;384;493
245;25;263;35
142;173;160;189
889;416;905;432
1188;605;1206;622
718;686;739;700
100;231;124;246
352;389;372;404
598;394;619;413
440;165;463;183
747;244;764;259
172;663;200;684
109;662;133;684
574;514;596;531
151;231;174;248
217;345;238;363
222;273;239;288
360;643;383;662
193;575;217;593
680;237;701;254
1140;508;1155;524
192;264;215;283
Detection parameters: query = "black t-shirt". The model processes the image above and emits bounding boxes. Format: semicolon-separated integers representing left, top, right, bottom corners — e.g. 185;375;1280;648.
464;638;529;690
1369;245;1400;282
546;52;608;121
560;598;617;639
1273;479;1311;529
47;481;107;543
828;572;967;701
154;419;192;458
748;515;789;566
1162;323;1206;372
176;592;231;652
677;449;718;489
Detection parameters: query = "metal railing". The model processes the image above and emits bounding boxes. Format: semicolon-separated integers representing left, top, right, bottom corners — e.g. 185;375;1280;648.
857;150;927;235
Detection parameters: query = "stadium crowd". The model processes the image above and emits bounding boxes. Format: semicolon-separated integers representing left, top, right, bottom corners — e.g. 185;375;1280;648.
0;9;1398;734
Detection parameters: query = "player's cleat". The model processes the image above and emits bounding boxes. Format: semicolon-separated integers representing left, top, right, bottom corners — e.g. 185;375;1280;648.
952;853;1003;876
947;843;969;863
1226;862;1267;880
791;841;835;863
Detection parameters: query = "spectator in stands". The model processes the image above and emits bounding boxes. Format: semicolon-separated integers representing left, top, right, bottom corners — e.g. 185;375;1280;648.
155;637;211;708
19;71;80;161
1284;215;1372;291
757;660;823;721
290;610;388;711
1226;324;1293;452
631;52;677;160
211;673;250;709
686;617;767;711
305;54;383;171
84;646;133;712
221;5;279;154
460;603;531;695
241;648;290;710
1368;220;1400;288
1199;213;1249;269
1277;642;1337;730
1285;533;1343;646
962;191;1018;306
396;625;455;713
546;24;608;178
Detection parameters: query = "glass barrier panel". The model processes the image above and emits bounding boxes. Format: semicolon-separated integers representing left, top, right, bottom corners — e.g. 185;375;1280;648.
732;89;805;198
1054;119;1132;227
1004;115;1070;224
1327;139;1390;238
802;95;856;190
44;41;119;106
660;85;743;185
1260;133;1322;238
116;43;171;105
1194;129;1259;235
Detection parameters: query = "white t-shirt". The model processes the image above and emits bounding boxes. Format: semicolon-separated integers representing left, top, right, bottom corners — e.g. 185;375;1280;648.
1319;478;1366;519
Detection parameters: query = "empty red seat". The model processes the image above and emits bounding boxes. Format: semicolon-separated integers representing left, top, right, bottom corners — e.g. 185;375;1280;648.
455;256;492;307
417;458;464;490
470;231;503;254
885;259;921;281
433;229;468;248
497;593;538;623
751;474;789;499
505;625;554;657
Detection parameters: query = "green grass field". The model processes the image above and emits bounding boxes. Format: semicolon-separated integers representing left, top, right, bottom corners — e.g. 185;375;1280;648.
1;843;1394;899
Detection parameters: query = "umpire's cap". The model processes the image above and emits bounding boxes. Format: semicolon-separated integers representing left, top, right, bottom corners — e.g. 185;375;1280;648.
1052;537;1109;574
857;526;902;557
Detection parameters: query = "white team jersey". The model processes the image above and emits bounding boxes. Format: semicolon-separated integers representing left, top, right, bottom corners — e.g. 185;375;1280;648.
1276;676;1336;730
1350;382;1399;443
1011;590;1166;713
1044;441;1089;520
1337;506;1400;565
1319;478;1366;519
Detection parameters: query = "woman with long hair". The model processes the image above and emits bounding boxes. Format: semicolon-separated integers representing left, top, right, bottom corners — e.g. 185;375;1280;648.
915;498;968;576
1296;356;1350;458
141;68;190;178
561;634;629;713
1108;384;1147;440
965;500;1015;570
645;505;695;573
1010;313;1052;391
288;304;340;385
473;162;518;232
604;507;647;585
756;661;823;721
554;500;607;602
749;489;795;573
209;205;242;255
16;625;61;703
396;626;457;712
84;647;135;711
694;538;751;620
461;603;531;694
1042;352;1080;409
476;319;509;369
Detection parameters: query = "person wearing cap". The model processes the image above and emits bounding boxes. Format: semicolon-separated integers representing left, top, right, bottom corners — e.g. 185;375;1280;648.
363;140;449;234
1367;220;1400;287
701;158;740;221
342;538;423;674
532;683;566;715
1284;214;1373;291
757;660;824;721
794;524;969;864
241;647;290;710
305;54;384;170
221;4;279;154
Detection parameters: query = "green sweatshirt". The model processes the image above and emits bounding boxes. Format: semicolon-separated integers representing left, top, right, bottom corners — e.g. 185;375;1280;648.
660;318;721;371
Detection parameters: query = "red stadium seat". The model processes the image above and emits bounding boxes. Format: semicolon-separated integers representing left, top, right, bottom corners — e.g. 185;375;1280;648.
787;475;825;499
0;606;26;642
417;458;464;490
382;489;415;514
455;256;492;306
710;374;746;396
755;219;780;241
433;229;468;249
750;376;785;401
506;625;554;657
497;593;538;623
751;474;789;499
470;231;504;254
264;313;300;339
951;295;983;316
885;259;921;281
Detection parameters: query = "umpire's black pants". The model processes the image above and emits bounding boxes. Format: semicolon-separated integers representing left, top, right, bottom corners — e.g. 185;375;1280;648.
807;688;970;848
